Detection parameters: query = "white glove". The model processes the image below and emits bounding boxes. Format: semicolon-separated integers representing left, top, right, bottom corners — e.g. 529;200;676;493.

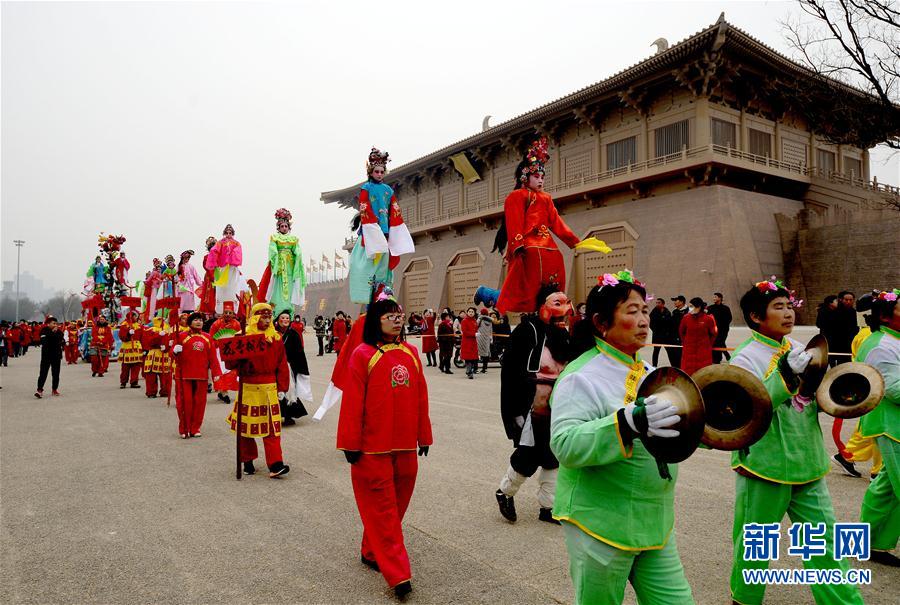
624;394;681;438
129;329;135;335
277;392;287;400
172;344;183;354
160;345;166;351
787;348;812;375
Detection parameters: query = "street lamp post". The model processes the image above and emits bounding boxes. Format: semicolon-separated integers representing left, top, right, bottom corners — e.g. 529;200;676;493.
13;240;25;320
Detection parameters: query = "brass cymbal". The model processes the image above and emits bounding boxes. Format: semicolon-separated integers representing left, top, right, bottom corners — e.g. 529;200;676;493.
817;362;885;419
636;367;705;464
693;364;772;451
800;334;829;397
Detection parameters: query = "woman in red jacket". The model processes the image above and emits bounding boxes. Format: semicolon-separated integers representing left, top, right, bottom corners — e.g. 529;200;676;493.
460;307;479;379
337;296;432;600
226;303;291;478
420;309;437;367
678;297;718;376
332;311;348;354
173;312;221;438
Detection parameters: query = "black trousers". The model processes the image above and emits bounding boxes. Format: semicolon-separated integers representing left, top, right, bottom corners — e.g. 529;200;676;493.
316;336;324;356
37;356;61;391
439;349;452;372
712;338;731;363
651;337;670;367
510;414;559;476
425;350;436;366
668;343;682;369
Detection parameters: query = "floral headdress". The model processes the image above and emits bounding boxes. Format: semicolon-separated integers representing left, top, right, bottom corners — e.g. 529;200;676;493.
597;269;654;300
98;233;127;253
275;208;292;228
876;288;899;302
366;147;390;175
753;275;803;308
519;137;549;183
164;254;175;264
180;250;194;259
222;224;235;236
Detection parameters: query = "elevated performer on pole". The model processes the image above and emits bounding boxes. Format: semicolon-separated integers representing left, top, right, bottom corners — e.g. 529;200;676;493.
348;147;415;305
176;250;202;314
336;295;432;600
208;225;244;314
226;303;291;478
258;208;307;313
198;237;218;315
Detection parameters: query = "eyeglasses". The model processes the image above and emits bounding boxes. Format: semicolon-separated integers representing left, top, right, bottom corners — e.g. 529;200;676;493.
381;313;405;322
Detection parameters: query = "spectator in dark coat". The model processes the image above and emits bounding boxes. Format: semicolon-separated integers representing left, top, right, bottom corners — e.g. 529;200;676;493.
707;292;733;363
436;312;455;374
830;291;859;365
669;295;689;368
35;316;64;398
649;298;673;366
816;295;838;358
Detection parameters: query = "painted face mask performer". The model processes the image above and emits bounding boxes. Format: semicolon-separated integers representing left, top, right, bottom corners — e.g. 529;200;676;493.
549;271;694;605
336;294;432;600
208;225;245;314
728;278;863;605
493;138;581;315
258;209;307;313
226;303;291;478
495;284;575;524
348;147;415;305
855;288;900;566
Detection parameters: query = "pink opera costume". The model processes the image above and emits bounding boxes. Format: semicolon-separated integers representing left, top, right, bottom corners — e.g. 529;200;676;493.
208;224;246;314
176;250;203;313
258;208;307;312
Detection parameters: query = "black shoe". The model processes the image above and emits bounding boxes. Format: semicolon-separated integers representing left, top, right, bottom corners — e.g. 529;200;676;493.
480;370;486;373
222;394;231;404
130;383;140;388
92;372;97;377
831;453;862;478
120;384;126;389
34;390;42;399
243;461;256;475
360;554;379;572
283;417;296;426
446;370;453;374
207;383;213;393
393;581;412;600
269;462;290;478
871;550;900;567
495;489;517;523
539;508;561;525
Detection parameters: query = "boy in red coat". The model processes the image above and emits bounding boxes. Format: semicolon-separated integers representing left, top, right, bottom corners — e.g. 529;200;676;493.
226;303;291;477
173;312;221;438
337;296;432;600
90;316;114;376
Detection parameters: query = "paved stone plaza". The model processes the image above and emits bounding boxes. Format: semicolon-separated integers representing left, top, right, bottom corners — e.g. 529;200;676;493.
1;334;896;604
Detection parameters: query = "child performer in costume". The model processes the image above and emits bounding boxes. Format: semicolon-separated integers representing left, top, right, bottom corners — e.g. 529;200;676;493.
210;301;242;403
549;271;693;605
64;321;80;364
176;250;202;314
118;310;143;389
208;225;244;314
172;312;221;439
199;237;218;315
89;315;114;377
142;259;164;321
141;317;173;399
855;288;899;566
348;147;415;304
259;209;307;311
728;278;863;605
496;284;574;524
494;138;581;314
336;295;432;600
276;310;311;424
226;303;290;478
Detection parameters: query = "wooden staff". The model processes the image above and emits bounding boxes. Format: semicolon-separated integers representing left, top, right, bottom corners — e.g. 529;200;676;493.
235;361;245;480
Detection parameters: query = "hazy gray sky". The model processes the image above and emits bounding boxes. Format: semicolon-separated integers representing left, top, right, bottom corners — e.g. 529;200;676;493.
3;0;897;295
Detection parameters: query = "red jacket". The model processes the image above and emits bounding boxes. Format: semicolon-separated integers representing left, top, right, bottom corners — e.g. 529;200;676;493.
679;312;717;376
118;323;142;343
175;331;222;381
337;342;432;453
332;319;348;353
421;315;438;353
90;325;114;350
460;316;479;361
141;329;161;351
224;338;290;392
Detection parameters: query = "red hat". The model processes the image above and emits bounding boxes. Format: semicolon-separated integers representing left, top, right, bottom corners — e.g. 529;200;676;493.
480;308;489;315
222;301;235;312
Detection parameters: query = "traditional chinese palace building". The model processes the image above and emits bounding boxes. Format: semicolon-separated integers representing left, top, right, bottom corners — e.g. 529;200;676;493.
310;15;900;323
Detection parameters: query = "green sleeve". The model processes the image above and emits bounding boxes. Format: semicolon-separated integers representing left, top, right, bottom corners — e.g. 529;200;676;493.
294;242;306;290
268;237;279;273
550;374;632;468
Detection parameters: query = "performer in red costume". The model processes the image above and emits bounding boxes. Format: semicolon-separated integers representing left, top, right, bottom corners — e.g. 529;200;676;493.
494;138;581;314
226;303;291;477
198;237;218;315
89;316;114;377
141;318;172;398
337;295;432;600
118;310;143;388
172;312;221;438
210;301;242;403
332;311;349;354
64;321;80;364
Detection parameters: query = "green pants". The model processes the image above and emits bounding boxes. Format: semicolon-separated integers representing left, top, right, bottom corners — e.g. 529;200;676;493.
562;522;694;605
861;436;899;551
730;474;863;605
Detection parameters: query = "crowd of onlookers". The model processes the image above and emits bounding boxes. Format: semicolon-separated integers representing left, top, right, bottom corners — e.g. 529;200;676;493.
0;320;47;367
647;292;733;374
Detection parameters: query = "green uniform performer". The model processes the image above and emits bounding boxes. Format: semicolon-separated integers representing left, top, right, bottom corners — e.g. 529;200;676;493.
550;272;694;605
855;291;899;558
729;279;863;605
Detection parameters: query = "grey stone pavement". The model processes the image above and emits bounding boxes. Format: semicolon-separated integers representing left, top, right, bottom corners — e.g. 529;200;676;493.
0;330;896;604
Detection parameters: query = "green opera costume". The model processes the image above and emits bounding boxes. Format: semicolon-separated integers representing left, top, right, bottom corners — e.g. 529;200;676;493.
549;338;693;605
856;326;899;553
728;331;863;605
266;232;306;311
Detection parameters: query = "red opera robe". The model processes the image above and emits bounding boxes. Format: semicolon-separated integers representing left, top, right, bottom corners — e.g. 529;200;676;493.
421;315;437;354
198;252;217;315
679;312;718;376
336;342;433;588
332;319;348;354
495;188;580;314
